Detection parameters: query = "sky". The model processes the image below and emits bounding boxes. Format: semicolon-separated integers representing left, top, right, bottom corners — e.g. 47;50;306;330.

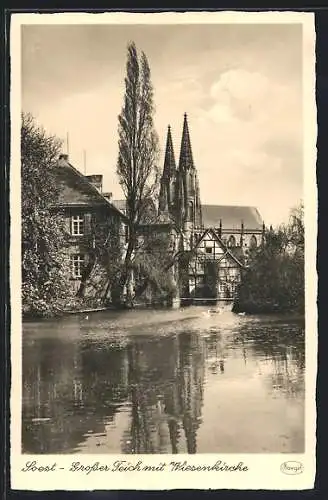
21;22;305;226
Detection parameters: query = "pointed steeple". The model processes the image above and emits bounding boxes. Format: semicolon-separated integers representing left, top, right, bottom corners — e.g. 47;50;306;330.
159;126;177;214
163;125;176;178
179;113;194;170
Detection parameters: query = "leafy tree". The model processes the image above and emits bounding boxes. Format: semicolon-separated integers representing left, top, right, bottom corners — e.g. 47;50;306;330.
21;113;72;317
116;42;160;306
132;229;178;303
234;203;305;314
76;215;125;307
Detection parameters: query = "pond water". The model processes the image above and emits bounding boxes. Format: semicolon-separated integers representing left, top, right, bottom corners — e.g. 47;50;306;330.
22;307;305;454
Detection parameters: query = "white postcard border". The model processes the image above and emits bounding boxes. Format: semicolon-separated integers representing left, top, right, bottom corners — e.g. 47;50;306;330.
10;10;317;491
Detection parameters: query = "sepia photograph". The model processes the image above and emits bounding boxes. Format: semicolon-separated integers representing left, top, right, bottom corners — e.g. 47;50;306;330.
10;11;317;491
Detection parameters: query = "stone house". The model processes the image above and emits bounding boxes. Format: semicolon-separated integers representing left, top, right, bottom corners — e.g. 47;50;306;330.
53;154;128;300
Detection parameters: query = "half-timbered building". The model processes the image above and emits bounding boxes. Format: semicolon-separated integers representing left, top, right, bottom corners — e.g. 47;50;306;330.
187;228;245;301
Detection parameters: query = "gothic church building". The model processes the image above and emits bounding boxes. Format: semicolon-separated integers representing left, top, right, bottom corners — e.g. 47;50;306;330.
56;112;265;305
154;113;265;302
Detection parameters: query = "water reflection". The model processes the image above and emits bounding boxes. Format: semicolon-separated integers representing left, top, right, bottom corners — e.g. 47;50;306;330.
120;332;204;454
22;311;305;454
232;319;305;399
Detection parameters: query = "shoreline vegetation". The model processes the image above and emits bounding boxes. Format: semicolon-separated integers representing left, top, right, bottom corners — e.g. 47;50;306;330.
233;203;304;316
22;303;305;324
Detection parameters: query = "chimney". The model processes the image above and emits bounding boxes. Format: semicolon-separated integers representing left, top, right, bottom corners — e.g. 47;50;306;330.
58;153;69;164
103;192;112;201
86;174;103;192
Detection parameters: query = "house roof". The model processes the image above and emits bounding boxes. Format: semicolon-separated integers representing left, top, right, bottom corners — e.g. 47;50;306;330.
193;227;245;267
54;157;127;219
112;199;127;212
202;205;263;230
112;199;174;226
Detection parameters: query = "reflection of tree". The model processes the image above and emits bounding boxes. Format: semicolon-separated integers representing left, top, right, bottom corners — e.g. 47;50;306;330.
232;319;305;399
22;337;129;454
122;332;205;454
177;332;205;453
23;329;206;455
204;331;226;375
269;346;305;398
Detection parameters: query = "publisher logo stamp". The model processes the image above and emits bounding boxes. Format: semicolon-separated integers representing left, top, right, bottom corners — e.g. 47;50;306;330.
280;461;304;475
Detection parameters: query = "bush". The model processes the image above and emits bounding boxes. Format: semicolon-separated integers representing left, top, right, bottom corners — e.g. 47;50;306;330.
233;204;304;314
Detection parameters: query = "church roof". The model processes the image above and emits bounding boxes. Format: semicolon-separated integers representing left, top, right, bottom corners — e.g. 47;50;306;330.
202;205;263;230
162;125;177;178
179;113;194;170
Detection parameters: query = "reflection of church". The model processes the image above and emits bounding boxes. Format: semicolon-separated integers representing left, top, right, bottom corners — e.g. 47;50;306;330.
116;114;265;303
122;332;205;454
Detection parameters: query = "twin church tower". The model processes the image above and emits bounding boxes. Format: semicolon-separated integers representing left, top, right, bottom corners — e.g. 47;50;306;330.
159;113;202;240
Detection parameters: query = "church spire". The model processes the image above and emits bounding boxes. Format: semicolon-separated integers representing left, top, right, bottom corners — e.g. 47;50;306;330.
179;113;194;170
159;125;177;214
163;125;176;178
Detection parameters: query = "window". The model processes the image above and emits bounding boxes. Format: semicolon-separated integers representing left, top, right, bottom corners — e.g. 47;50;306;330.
71;254;85;278
228;235;236;247
188;201;194;221
124;224;129;243
71;215;84;235
250;235;257;248
205;246;212;254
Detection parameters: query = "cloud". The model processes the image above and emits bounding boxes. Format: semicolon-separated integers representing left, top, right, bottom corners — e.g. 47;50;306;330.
202;67;302;172
188;67;302;225
210;69;269;104
208;68;301;135
21;24;305;225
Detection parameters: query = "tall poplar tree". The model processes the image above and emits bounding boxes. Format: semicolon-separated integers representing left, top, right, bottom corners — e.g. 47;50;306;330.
117;42;160;305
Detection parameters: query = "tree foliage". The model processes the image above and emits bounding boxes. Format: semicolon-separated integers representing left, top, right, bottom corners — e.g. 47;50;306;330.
133;230;178;302
233;203;305;314
76;215;125;306
21;113;72;317
116;42;160;305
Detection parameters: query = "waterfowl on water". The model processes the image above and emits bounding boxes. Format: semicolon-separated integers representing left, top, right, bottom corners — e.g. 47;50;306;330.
210;308;223;314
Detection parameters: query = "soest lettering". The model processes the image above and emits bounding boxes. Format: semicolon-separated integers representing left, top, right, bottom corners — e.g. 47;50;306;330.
21;461;57;472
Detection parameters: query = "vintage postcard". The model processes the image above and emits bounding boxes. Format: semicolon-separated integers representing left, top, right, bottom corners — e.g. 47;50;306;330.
10;11;317;491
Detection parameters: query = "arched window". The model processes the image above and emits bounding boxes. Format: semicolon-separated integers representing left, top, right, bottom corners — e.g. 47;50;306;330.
189;173;195;193
188;200;194;222
250;235;257;248
170;181;175;204
227;235;236;247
